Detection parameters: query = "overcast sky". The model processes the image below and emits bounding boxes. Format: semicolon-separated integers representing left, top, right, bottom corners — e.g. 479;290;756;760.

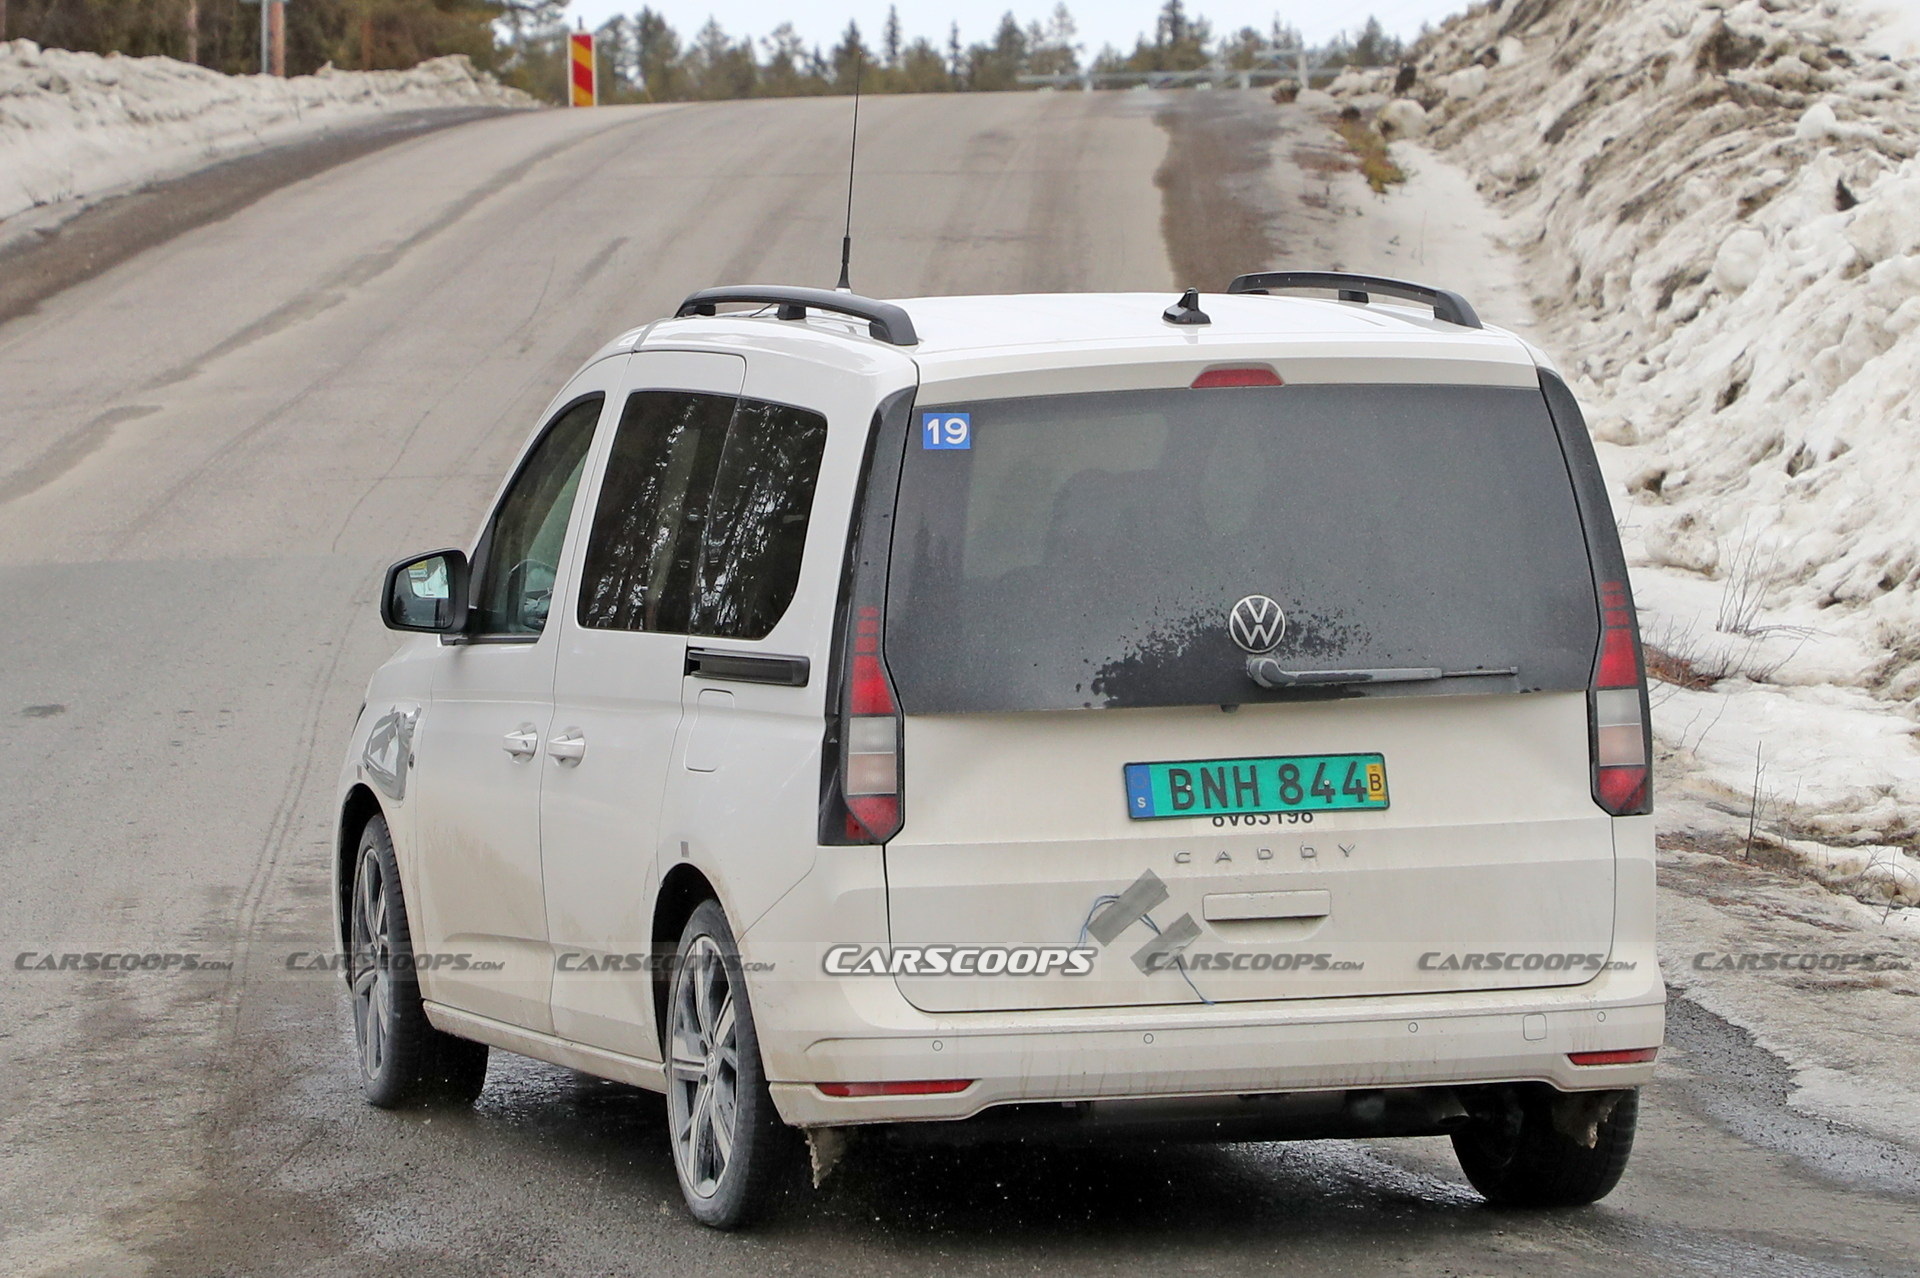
558;2;1469;54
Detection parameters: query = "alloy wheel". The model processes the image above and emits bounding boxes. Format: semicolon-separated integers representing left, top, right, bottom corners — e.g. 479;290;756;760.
667;935;740;1200
349;847;392;1081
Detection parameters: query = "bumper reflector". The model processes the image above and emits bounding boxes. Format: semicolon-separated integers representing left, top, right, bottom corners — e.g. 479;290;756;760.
1568;1047;1658;1066
816;1079;974;1098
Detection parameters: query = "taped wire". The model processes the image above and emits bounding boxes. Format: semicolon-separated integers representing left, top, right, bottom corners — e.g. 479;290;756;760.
1074;894;1213;1005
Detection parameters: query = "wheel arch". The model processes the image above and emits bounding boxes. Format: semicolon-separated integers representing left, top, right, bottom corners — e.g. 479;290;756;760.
337;785;387;953
652;863;723;1050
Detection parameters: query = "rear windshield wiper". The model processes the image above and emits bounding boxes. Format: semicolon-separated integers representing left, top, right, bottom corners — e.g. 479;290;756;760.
1246;657;1518;690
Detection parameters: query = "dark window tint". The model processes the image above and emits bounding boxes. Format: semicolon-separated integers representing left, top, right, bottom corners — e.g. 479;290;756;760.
577;391;734;633
693;400;828;639
470;395;601;636
885;384;1598;713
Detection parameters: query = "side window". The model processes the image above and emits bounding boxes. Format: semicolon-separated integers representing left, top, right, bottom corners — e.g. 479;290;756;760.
693;400;829;640
576;391;734;633
470;395;601;636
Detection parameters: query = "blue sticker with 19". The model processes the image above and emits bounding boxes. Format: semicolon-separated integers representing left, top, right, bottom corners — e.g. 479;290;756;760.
921;412;971;450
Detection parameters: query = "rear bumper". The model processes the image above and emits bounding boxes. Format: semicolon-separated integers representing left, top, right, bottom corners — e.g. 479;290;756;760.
766;964;1665;1127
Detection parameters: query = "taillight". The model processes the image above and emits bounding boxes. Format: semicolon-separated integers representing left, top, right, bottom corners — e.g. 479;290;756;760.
1590;580;1651;815
843;605;902;841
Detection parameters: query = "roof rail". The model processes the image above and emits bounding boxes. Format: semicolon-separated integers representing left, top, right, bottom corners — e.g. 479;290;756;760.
1226;271;1482;330
675;286;919;347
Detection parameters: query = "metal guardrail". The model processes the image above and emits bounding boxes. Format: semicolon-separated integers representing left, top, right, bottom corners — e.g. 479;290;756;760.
1018;44;1347;92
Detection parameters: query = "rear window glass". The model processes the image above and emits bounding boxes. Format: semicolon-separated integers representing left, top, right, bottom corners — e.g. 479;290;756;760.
885;384;1597;713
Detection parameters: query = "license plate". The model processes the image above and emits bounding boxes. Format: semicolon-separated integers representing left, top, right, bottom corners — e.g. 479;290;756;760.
1123;753;1389;819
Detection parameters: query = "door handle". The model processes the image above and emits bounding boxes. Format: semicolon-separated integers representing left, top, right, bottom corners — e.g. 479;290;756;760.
685;647;810;687
1202;890;1332;923
547;731;587;764
502;727;539;760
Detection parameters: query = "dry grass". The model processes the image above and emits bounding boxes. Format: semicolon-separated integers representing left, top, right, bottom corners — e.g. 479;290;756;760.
1334;118;1405;193
1645;642;1720;690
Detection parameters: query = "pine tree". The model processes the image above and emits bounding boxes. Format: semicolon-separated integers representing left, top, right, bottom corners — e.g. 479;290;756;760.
882;5;901;67
967;12;1028;91
1350;16;1402;67
830;20;869;91
1156;0;1186;48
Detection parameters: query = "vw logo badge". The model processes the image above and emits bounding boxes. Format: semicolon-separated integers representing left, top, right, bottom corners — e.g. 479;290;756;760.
1229;595;1288;654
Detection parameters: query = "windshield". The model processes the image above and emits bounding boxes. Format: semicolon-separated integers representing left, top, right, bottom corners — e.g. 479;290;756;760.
884;383;1598;713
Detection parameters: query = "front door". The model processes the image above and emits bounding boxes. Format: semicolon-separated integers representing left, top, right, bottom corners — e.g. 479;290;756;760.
408;375;615;1032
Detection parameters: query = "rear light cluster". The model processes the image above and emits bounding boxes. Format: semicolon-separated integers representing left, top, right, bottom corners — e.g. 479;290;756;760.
816;1079;973;1097
842;605;903;841
1590;580;1652;815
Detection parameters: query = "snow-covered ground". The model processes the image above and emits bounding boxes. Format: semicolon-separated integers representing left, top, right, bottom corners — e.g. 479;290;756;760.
1309;0;1920;1150
1328;0;1920;914
1857;0;1920;56
0;42;531;239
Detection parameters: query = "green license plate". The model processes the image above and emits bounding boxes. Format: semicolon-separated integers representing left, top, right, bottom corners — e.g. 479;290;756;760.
1124;753;1389;819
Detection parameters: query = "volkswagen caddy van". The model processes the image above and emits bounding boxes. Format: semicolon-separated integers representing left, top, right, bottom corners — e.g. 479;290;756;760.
337;275;1663;1227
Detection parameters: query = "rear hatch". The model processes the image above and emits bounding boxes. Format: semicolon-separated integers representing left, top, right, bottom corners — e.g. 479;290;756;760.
879;379;1616;1012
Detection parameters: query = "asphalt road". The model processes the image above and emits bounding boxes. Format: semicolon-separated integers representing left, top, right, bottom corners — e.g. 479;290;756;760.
2;92;1917;1276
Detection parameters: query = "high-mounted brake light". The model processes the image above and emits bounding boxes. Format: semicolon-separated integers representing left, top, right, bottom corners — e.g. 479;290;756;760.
1590;580;1651;815
1191;367;1284;389
1568;1048;1658;1066
842;605;902;841
816;1079;974;1097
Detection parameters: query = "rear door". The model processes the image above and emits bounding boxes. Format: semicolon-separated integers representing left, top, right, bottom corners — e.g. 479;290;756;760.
659;351;883;944
542;352;745;1058
879;379;1615;1012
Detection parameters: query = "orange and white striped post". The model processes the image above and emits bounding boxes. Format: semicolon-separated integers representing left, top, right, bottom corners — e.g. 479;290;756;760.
569;25;596;107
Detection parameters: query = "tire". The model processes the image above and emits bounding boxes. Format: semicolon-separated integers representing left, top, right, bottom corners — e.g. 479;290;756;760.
348;814;490;1108
1452;1086;1639;1208
664;899;795;1228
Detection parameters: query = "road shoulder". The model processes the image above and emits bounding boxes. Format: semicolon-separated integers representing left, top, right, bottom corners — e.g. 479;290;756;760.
0;107;517;328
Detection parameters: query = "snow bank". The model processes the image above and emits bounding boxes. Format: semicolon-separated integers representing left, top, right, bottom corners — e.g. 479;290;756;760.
1328;0;1920;904
0;41;531;228
1853;0;1920;57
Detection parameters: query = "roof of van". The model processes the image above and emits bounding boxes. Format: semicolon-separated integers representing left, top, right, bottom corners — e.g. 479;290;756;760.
898;292;1517;351
611;291;1552;384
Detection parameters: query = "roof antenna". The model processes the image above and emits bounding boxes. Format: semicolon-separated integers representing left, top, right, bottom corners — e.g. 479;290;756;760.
836;52;864;293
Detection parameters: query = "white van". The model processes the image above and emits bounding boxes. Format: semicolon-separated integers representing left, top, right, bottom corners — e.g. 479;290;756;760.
337;276;1663;1227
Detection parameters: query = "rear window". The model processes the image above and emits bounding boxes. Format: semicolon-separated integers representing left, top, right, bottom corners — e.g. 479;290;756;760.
884;383;1597;713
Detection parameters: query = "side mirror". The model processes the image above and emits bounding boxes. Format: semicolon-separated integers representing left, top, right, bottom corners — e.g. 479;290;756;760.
381;549;470;634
